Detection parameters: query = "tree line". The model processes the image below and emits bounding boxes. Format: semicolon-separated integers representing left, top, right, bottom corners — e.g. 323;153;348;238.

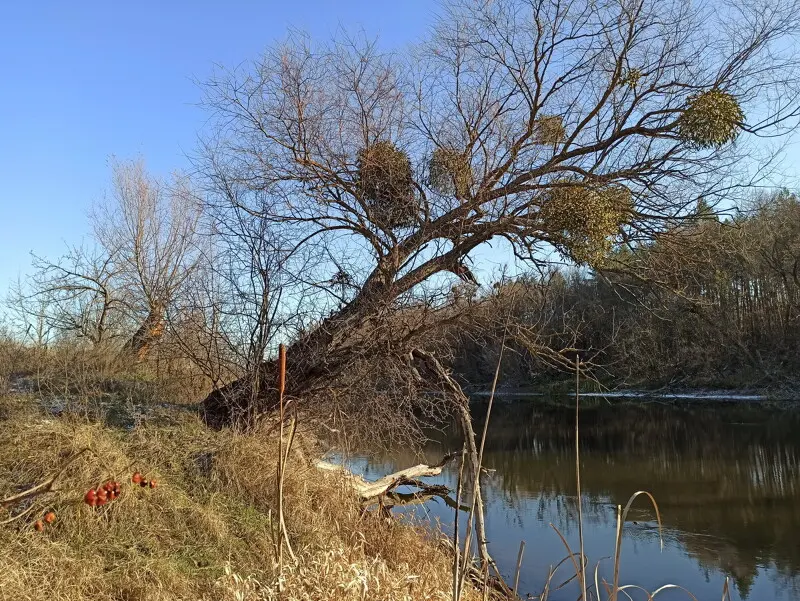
451;191;800;390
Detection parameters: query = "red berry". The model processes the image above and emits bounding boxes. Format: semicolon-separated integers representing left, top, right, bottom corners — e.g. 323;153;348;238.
44;512;56;524
148;480;157;489
132;472;142;484
84;489;98;506
34;520;44;532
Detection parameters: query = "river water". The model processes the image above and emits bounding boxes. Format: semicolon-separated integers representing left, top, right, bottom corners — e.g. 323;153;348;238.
341;399;800;601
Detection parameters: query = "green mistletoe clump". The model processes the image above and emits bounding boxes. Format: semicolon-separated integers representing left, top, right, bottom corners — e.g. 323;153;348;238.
678;89;744;149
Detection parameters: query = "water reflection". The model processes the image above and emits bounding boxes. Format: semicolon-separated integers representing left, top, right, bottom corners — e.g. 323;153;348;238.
345;401;800;600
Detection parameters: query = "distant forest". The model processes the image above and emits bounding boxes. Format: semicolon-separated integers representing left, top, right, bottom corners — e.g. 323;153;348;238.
451;190;800;391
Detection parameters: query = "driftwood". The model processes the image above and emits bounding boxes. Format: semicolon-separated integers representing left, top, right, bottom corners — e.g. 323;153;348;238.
316;451;461;504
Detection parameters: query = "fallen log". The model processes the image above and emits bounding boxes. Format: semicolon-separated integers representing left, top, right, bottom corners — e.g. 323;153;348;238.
315;451;461;502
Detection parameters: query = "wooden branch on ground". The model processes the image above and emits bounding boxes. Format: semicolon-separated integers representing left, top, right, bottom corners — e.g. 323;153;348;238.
1;448;91;525
315;451;461;502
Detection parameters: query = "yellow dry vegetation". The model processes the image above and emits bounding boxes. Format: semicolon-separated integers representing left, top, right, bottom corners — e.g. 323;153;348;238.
0;394;477;601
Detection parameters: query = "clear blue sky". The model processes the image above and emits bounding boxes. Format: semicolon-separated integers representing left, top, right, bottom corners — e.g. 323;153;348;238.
1;1;799;301
0;0;435;295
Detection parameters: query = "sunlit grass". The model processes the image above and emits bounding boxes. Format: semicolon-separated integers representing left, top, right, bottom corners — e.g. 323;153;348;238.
0;394;477;601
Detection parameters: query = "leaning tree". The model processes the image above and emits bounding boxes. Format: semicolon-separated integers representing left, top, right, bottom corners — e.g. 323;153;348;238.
199;0;800;423
196;0;800;578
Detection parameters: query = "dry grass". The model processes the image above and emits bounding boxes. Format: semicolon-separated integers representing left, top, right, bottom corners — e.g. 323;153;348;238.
0;336;214;407
0;393;477;601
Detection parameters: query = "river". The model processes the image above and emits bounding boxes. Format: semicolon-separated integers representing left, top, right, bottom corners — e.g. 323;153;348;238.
339;398;800;600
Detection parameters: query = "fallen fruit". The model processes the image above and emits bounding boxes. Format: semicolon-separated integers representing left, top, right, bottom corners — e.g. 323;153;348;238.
84;489;98;507
132;472;142;484
140;480;149;488
44;512;56;524
148;480;157;489
34;520;44;532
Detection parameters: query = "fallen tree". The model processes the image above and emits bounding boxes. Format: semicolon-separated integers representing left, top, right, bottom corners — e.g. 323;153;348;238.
198;0;800;427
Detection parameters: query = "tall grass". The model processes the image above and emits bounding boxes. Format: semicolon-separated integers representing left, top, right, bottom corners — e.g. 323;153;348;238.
0;390;479;601
0;338;213;407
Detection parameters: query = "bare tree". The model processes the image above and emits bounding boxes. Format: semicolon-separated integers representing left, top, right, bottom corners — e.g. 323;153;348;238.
9;245;121;347
198;0;800;422
6;279;57;348
93;159;203;360
12;159;203;362
163;179;302;398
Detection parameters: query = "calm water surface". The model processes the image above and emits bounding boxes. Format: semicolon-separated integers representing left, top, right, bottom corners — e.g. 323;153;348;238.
341;399;800;601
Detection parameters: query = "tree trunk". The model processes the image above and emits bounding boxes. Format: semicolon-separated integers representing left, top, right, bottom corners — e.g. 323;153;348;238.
198;240;484;428
200;277;393;428
120;305;166;362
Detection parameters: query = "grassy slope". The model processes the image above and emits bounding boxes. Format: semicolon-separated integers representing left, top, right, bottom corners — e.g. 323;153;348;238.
0;394;473;601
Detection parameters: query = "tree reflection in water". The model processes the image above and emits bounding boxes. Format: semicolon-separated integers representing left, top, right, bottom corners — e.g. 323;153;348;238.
348;401;800;600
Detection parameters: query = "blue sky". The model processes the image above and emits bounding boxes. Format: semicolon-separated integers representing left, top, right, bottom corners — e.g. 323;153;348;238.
0;0;435;295
1;1;799;301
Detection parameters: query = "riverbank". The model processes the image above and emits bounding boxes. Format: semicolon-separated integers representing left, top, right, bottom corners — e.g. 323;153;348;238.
0;393;477;601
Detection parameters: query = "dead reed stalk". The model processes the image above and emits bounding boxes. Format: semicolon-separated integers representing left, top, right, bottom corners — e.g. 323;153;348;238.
575;357;587;600
276;343;296;575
